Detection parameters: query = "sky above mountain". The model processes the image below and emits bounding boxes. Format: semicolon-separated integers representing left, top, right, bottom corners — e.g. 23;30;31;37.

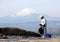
0;0;60;17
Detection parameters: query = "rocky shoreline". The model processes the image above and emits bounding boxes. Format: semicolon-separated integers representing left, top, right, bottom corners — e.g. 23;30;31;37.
0;27;41;39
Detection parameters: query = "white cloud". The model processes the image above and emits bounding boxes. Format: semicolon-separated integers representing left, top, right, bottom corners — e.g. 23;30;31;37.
16;8;39;16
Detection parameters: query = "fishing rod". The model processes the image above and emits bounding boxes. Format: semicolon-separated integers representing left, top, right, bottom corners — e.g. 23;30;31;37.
31;14;38;24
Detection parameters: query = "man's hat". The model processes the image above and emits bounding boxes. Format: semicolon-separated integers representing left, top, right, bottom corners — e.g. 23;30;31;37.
40;15;44;18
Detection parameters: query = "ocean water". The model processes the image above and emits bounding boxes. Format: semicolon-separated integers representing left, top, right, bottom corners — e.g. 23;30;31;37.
0;23;60;39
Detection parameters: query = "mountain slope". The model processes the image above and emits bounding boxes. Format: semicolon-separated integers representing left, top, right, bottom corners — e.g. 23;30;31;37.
0;13;60;24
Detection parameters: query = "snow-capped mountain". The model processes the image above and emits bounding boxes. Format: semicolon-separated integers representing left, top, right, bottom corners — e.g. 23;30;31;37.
0;8;60;24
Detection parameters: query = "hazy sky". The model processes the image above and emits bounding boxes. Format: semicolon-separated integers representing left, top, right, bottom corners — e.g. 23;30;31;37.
0;0;60;17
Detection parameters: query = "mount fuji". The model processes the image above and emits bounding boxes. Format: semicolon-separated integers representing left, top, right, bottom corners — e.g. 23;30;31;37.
0;8;60;24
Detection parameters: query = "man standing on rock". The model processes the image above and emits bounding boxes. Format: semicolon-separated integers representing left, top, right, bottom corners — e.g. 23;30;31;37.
39;15;47;38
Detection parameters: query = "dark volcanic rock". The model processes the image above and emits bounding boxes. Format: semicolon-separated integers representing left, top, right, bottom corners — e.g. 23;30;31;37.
0;27;41;37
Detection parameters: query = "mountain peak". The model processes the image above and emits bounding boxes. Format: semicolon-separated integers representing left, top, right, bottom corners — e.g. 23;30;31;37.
15;8;39;16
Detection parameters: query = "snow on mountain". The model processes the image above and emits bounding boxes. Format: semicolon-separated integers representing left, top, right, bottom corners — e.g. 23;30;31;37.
16;8;38;16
